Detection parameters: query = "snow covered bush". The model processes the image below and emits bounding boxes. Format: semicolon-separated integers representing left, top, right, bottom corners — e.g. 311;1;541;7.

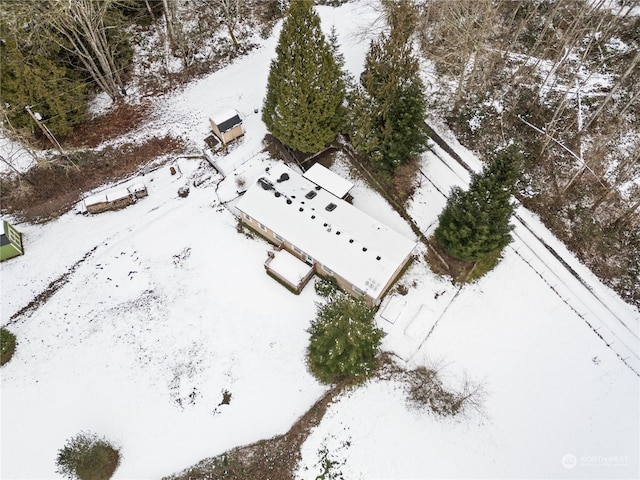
55;432;120;480
307;294;384;384
405;366;484;417
0;327;16;366
314;276;339;298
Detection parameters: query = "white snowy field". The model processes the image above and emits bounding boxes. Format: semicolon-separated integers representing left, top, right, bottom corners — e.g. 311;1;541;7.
295;151;640;479
1;1;639;479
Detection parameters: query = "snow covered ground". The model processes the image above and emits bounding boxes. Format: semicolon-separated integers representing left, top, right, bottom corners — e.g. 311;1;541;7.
1;2;638;479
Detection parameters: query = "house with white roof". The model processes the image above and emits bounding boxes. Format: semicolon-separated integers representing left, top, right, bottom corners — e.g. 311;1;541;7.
303;163;354;200
235;163;416;306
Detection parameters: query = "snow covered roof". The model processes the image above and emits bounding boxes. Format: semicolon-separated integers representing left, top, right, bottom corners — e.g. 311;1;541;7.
267;249;314;287
83;193;108;207
106;189;132;202
128;183;146;194
210;107;242;133
236;163;416;301
303;163;354;199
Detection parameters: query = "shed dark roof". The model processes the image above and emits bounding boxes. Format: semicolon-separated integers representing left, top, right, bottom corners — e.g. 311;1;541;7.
216;114;242;133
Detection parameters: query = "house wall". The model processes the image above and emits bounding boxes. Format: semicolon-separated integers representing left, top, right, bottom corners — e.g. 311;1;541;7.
375;251;413;302
210;119;244;146
314;262;376;306
1;222;23;261
240;212;379;306
209;119;223;143
130;186;148;199
86;196;134;214
86;201;112;214
0;242;21;261
222;125;244;145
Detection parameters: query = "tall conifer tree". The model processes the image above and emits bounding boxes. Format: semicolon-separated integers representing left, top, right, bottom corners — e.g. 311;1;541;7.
351;0;429;172
0;11;88;137
262;0;345;154
435;147;522;262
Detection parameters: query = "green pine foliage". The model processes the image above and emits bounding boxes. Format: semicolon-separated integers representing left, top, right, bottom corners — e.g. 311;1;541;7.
0;20;89;138
307;294;384;384
314;275;339;298
435;146;522;263
56;432;120;480
1;327;17;366
262;0;345;154
350;1;429;173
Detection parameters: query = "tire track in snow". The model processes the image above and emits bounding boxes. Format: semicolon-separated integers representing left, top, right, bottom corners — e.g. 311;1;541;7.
406;285;464;365
7;246;98;325
421;123;639;376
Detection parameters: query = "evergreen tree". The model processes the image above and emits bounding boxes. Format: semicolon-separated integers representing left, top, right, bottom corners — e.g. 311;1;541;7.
351;0;429;172
0;13;89;138
0;327;17;367
56;432;120;480
435;147;522;262
262;0;345;154
307;294;384;384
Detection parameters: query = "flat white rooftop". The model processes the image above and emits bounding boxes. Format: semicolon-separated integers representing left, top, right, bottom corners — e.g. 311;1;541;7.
303;163;354;199
267;249;314;288
236;163;416;301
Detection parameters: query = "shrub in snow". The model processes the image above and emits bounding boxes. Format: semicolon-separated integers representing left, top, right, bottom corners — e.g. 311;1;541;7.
55;432;120;480
0;327;16;366
405;367;484;417
307;294;384;384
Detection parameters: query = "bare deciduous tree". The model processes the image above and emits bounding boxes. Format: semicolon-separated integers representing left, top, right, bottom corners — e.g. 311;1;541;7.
40;0;127;101
207;0;242;50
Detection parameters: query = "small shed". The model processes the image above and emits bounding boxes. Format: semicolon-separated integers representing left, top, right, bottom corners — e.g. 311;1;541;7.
209;108;244;146
303;163;354;199
1;220;24;261
83;184;148;214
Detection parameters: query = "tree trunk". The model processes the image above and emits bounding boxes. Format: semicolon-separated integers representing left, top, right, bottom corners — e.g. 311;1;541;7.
47;0;125;100
583;50;640;131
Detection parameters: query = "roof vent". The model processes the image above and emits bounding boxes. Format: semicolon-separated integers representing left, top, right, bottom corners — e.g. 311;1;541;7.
274;191;281;197
258;177;273;191
376;256;381;260
277;173;290;183
299;207;304;212
362;247;368;252
286;199;292;205
349;239;354;243
305;191;317;199
325;203;337;212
